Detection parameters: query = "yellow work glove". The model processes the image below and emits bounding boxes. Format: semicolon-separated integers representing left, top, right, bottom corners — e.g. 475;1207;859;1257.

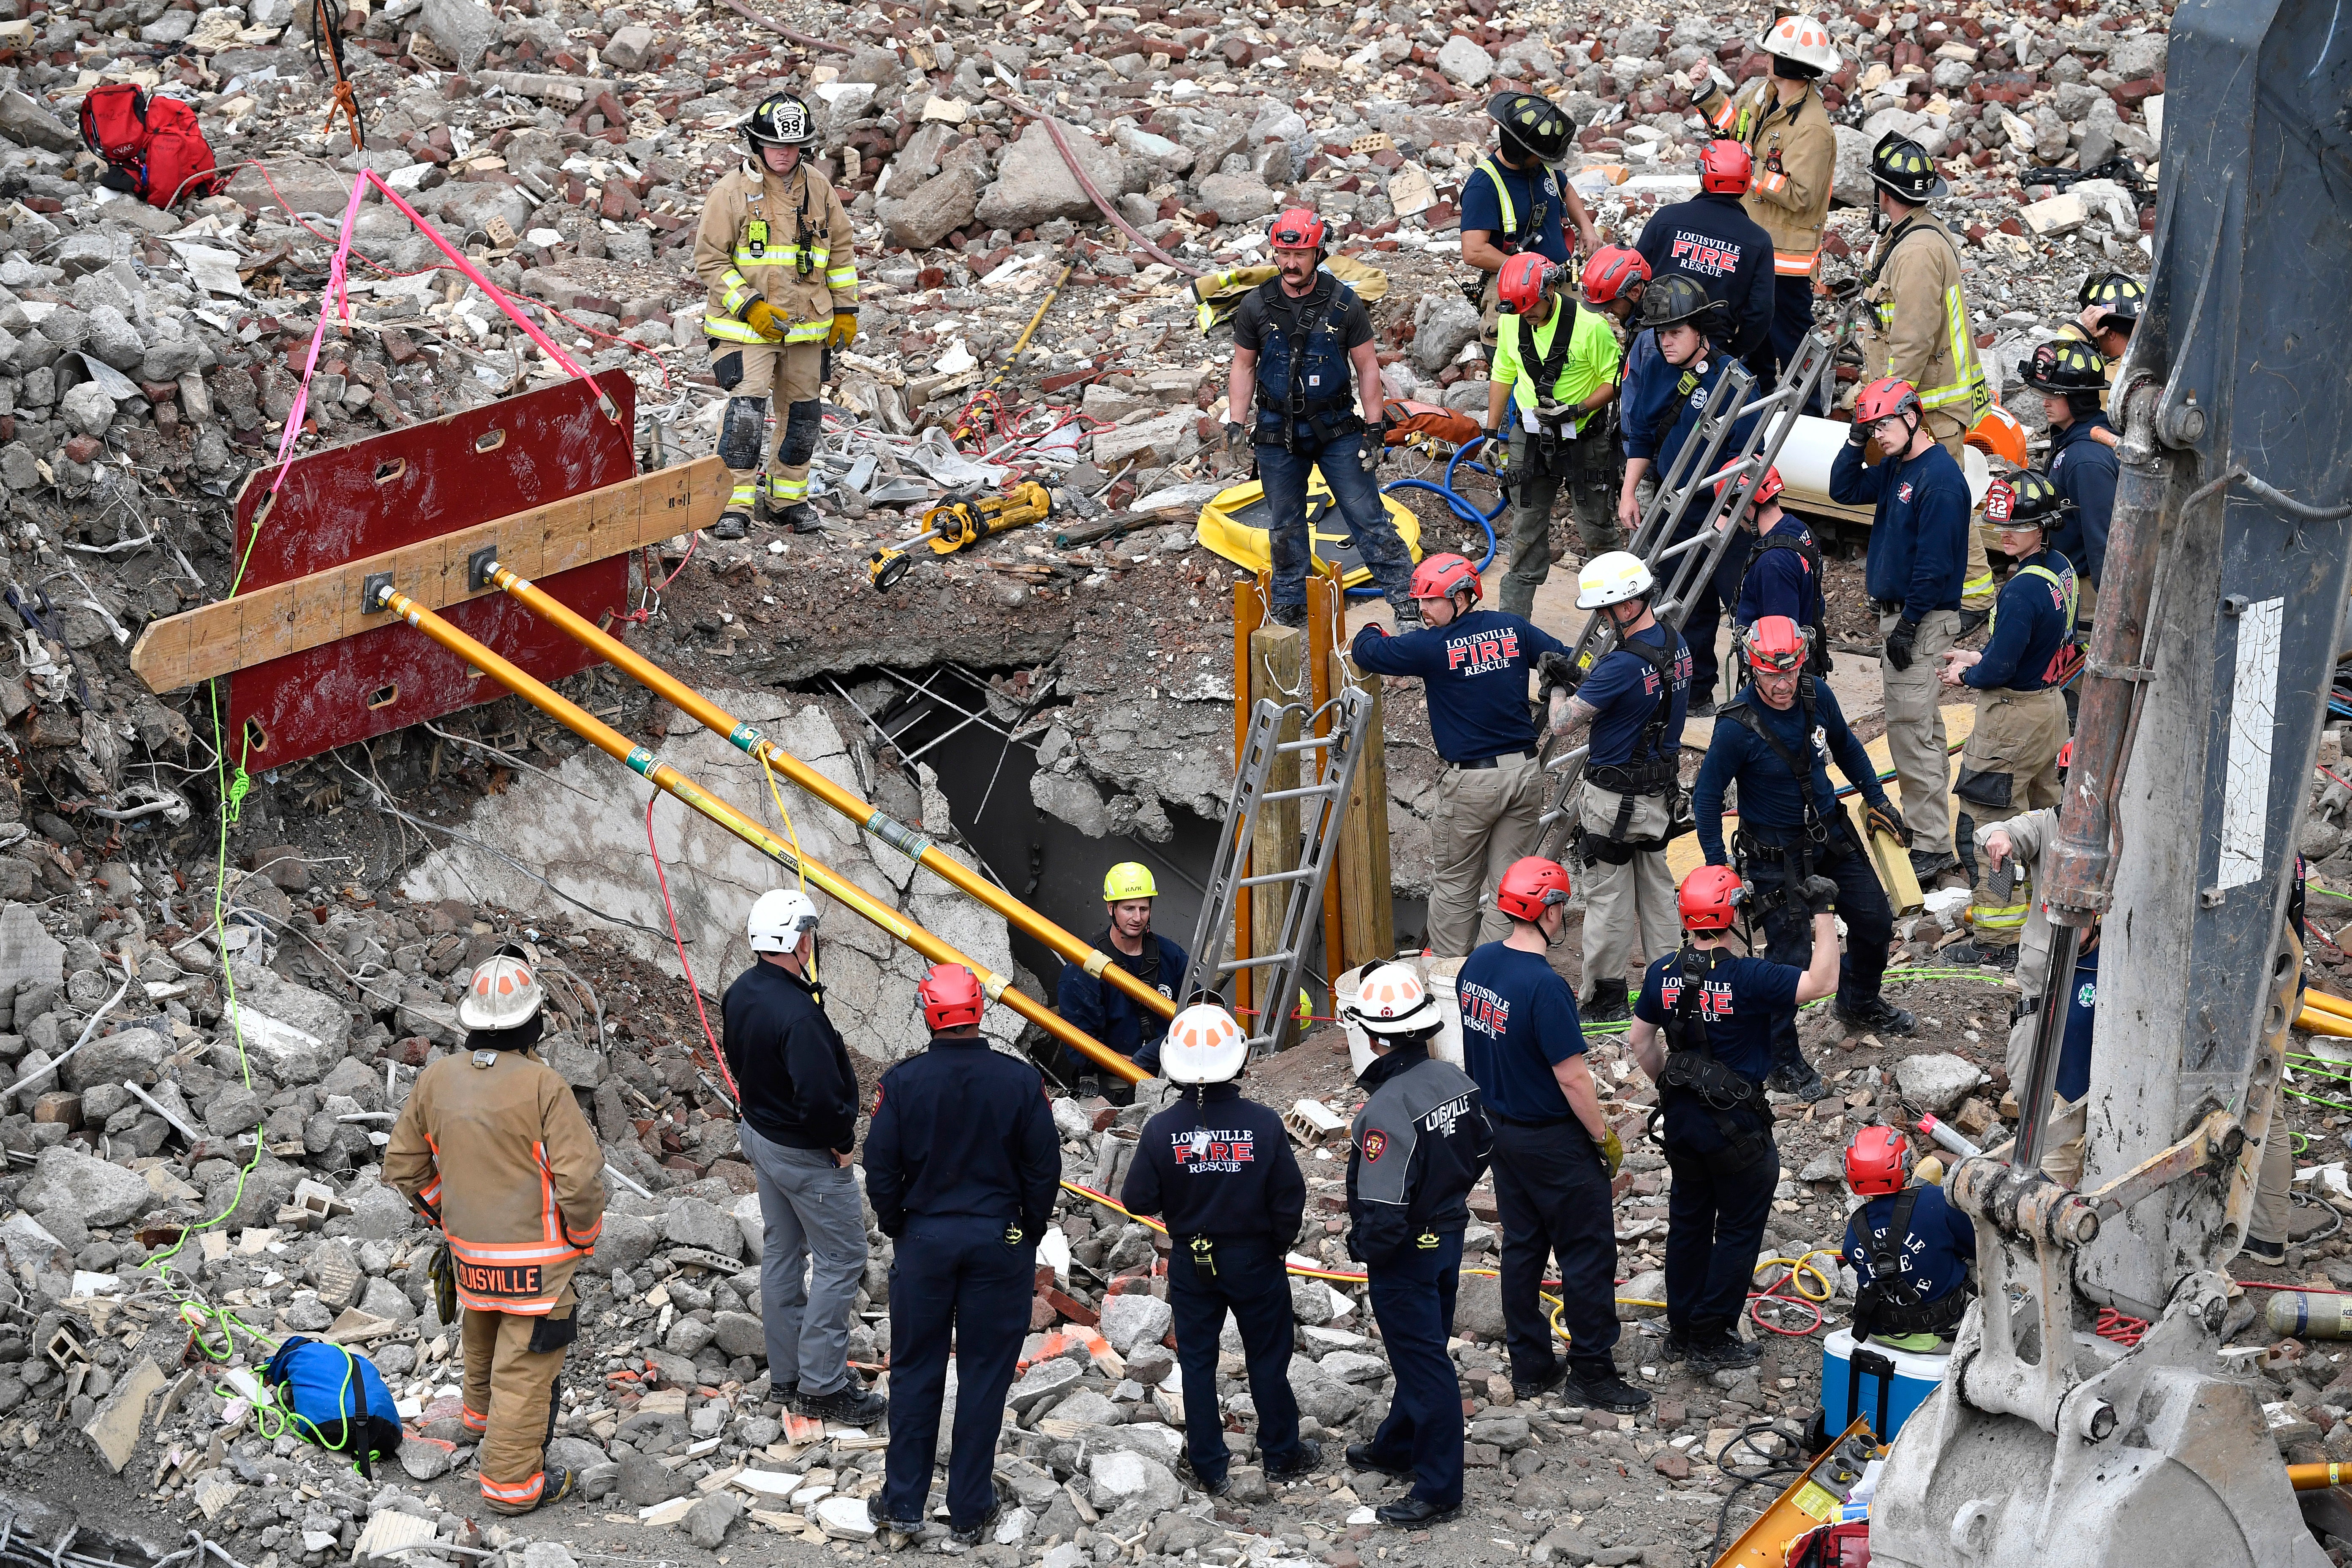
1600;1125;1625;1179
742;299;786;342
828;312;858;350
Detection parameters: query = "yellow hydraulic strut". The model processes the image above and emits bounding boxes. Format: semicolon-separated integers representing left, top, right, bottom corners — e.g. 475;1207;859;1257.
464;548;1177;1027
371;582;1146;1083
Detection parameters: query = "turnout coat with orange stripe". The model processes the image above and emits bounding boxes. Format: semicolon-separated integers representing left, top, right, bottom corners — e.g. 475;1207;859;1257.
384;1046;606;1315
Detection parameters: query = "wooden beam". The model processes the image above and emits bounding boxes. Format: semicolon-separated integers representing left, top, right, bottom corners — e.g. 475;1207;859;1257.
129;456;729;695
1333;648;1394;974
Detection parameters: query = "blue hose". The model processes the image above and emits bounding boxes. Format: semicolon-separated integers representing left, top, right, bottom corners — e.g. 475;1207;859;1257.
1356;435;1505;598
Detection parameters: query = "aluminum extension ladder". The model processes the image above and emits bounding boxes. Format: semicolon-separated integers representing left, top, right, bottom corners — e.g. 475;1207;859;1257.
1179;686;1375;1058
1534;331;1837;863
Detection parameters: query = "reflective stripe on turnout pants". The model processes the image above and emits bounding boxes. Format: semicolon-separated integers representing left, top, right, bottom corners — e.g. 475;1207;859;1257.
463;1294;574;1513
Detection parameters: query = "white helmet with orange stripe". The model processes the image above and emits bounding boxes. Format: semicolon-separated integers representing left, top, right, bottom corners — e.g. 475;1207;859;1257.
1346;963;1441;1040
1759;13;1839;74
1162;1004;1247;1084
459;949;544;1031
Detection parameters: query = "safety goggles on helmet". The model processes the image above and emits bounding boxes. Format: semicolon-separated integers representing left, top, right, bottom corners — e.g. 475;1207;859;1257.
1853;376;1922;427
1677;865;1747;931
2020;338;2107;395
1270;206;1326;250
1494;857;1573;923
1744;615;1810;675
1581;245;1649;306
1409;552;1482;603
1496;252;1561;315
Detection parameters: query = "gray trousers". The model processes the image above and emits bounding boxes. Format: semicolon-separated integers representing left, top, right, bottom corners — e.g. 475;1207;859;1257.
1497;425;1622;617
740;1120;869;1397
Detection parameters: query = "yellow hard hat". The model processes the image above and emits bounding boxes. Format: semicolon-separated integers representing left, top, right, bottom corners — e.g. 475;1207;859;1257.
1103;862;1158;901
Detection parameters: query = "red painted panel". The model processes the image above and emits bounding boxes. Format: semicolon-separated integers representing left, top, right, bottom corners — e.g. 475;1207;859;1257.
222;373;639;771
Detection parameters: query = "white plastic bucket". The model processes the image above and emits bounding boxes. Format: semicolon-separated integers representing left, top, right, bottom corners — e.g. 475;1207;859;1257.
1337;958;1467;1079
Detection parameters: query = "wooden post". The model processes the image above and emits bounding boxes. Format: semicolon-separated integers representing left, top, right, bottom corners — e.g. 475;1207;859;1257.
1334;648;1395;972
1306;569;1341;1024
1247;622;1303;1048
1230;576;1264;1021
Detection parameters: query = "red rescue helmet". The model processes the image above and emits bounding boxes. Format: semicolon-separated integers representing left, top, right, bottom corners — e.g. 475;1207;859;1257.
1699;138;1753;194
1744;614;1810;675
1677;865;1747;931
1845;1125;1912;1196
917;963;985;1032
1581;244;1650;305
1494;857;1573;923
1409;552;1482;604
1497;252;1562;315
1270;206;1326;252
1714;464;1785;509
1854;376;1923;426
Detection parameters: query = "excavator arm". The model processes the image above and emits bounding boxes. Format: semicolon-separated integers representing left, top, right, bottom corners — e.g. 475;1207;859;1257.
1867;0;2352;1563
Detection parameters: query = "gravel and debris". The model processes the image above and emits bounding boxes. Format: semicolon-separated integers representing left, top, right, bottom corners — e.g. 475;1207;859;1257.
0;0;2330;1561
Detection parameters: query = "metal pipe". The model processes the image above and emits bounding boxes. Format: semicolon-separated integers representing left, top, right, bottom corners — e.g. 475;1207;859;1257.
482;561;1176;1025
375;586;1145;1083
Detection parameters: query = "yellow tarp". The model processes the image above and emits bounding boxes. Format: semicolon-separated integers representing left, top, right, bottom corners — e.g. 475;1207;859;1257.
1190;255;1391;330
1194;472;1424;590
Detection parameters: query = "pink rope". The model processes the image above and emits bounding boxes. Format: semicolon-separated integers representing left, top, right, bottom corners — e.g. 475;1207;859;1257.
258;169;622;511
262;172;369;499
361;171;618;418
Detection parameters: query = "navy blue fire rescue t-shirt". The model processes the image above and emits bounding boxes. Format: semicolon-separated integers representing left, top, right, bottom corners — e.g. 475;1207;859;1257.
1454;942;1585;1125
1119;1083;1307;1245
1576;621;1692;770
1843;1183;1978;1307
1633;948;1800;1152
1351;610;1570;766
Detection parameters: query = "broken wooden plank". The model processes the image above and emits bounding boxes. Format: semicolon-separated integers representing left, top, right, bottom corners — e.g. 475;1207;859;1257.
129;456;729;694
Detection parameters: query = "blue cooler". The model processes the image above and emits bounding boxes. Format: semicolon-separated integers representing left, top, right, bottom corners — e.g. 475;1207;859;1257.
1819;1327;1952;1442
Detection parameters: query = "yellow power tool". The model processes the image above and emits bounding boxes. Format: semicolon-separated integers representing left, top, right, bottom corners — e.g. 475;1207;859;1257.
865;480;1053;591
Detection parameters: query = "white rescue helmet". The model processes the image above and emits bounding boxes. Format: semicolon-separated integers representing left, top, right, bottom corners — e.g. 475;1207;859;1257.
748;887;822;953
1759;12;1840;73
1576;550;1655;610
1162;1004;1248;1085
459;953;544;1031
1347;963;1441;1039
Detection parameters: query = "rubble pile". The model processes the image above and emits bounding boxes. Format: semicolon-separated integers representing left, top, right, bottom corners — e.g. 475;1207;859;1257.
0;0;2310;1558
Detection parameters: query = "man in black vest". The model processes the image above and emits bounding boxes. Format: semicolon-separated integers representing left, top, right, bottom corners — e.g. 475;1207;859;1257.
1223;206;1416;627
1626;866;1838;1368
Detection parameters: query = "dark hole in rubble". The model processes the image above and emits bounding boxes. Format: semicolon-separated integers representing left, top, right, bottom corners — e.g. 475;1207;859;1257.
472;430;506;454
844;663;1257;1027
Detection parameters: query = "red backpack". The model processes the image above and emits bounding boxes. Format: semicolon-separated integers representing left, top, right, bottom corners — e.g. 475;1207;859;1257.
78;84;220;209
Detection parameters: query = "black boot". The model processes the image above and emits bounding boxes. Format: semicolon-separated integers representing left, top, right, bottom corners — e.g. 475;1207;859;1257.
711;510;751;542
1583;978;1631;1025
776;501;825;534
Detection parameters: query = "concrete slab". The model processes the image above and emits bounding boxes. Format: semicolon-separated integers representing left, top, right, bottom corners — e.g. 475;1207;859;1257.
0;902;64;990
401;693;1027;1064
81;1354;164;1473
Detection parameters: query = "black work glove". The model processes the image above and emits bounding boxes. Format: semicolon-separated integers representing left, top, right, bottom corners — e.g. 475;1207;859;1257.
1536;649;1579;702
1866;798;1913;847
1224;420;1249;459
1485;429;1514;488
1359;420;1386;475
1844;418;1871;449
1884;616;1919;672
1800;874;1839;915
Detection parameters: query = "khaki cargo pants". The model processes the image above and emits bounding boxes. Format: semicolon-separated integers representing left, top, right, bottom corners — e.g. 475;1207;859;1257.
1427;751;1546;958
1956;687;2067;948
462;1293;576;1514
1878;608;1962;860
1575;785;1677;1002
710;340;825;514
